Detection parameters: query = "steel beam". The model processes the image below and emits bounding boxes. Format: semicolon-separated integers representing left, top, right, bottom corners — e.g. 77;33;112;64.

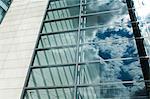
126;0;150;96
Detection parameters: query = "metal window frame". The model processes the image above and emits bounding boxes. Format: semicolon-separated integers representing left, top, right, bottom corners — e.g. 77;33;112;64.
126;0;150;96
41;19;147;34
20;0;150;99
20;1;51;99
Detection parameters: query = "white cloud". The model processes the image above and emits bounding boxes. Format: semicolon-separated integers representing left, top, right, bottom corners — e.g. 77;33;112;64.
81;0;149;98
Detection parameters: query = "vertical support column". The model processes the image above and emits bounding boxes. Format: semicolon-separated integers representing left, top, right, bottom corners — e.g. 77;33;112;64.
74;0;83;98
126;0;150;96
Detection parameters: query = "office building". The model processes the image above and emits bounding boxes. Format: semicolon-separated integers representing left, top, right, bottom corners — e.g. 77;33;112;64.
0;0;150;99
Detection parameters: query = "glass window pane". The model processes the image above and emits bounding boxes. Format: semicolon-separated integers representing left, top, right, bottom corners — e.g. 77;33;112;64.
0;0;12;23
38;32;77;48
83;0;128;15
33;47;76;66
28;66;75;87
77;84;148;99
42;18;79;33
133;0;150;20
25;88;74;99
140;21;150;37
79;59;144;84
1;0;11;6
144;38;150;56
48;0;80;9
79;39;138;62
46;6;80;20
0;7;5;23
81;13;130;28
80;27;134;43
21;0;150;99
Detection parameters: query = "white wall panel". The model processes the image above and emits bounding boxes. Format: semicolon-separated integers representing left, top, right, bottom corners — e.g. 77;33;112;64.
0;0;48;99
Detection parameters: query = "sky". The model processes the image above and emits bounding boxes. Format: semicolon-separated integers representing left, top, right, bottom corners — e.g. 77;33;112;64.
83;0;150;98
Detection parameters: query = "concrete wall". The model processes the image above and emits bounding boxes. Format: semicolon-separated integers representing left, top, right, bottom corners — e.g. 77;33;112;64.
0;0;48;99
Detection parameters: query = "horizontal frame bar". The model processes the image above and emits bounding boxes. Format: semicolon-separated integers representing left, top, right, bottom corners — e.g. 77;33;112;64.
30;56;150;69
25;80;150;90
47;4;80;12
35;36;150;51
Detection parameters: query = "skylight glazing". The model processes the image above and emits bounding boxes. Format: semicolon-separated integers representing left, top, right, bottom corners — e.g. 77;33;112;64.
21;0;150;99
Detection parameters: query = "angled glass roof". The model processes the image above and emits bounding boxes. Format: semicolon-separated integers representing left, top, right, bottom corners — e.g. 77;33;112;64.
0;0;12;23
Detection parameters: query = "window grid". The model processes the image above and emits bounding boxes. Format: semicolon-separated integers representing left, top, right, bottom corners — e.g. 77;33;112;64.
21;0;150;99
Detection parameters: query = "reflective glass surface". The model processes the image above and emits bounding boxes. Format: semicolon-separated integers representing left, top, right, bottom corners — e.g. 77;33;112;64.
42;18;79;33
0;7;5;22
46;6;80;20
28;65;75;87
39;32;77;48
0;0;12;23
77;84;148;99
79;59;144;84
79;39;138;62
48;0;80;9
33;47;76;66
80;27;134;43
22;0;150;99
25;88;74;99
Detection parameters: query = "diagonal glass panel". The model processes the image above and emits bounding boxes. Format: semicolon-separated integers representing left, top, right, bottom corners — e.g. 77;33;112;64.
46;6;80;20
1;0;12;6
0;0;12;23
24;88;74;99
42;18;79;33
33;46;77;66
28;65;75;87
38;32;78;48
48;0;80;9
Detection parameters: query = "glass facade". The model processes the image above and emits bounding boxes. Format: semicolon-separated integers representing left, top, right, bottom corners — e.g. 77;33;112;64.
21;0;150;99
0;0;12;23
